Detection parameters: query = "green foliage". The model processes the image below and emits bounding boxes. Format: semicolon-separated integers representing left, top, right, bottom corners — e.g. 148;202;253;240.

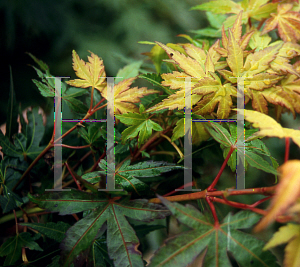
1;1;300;266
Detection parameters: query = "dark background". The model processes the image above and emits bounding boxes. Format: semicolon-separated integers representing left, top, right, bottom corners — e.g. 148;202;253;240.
1;0;206;124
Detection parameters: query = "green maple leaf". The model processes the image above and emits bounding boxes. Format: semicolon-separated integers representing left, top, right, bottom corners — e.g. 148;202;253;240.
0;107;46;161
83;159;184;195
0;232;43;266
149;196;280;267
28;190;170;267
116;104;163;147
19;221;71;243
204;121;279;175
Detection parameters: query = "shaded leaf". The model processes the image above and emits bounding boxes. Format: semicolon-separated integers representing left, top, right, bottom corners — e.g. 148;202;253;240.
97;159;184;194
19;221;71;242
0;232;43;266
28;190;170;267
149;196;279;267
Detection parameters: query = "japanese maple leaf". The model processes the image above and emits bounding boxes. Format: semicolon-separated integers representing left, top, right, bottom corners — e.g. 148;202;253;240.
192;72;237;119
86;159;184;195
67;50;158;115
66;50;106;92
115;104;163;147
269;41;300;77
263;223;300;267
214;11;255;58
146;41;233;118
236;108;300;147
28;190;171;267
149;196;279;267
261;3;300;42
192;0;278;29
218;30;287;114
100;77;159;115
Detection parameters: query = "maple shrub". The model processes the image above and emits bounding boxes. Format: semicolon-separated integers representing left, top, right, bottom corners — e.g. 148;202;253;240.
1;0;300;266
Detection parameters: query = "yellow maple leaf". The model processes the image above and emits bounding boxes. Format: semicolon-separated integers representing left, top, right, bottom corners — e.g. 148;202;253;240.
263;223;300;267
66;50;106;92
235;109;300;147
254;160;300;233
100;77;159;115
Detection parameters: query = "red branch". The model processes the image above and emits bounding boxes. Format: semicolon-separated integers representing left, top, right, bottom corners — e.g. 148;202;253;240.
285;137;290;162
207;146;235;191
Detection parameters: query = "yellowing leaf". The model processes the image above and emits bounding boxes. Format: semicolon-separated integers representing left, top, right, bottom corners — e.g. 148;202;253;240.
193;76;237;119
235;109;300;147
278;74;300;114
227;28;243;77
263;224;300;267
146;89;202;113
243;43;282;75
253;160;300;233
100;77;159;115
66;50;106;91
249;29;272;51
261;3;300;43
156;41;205;78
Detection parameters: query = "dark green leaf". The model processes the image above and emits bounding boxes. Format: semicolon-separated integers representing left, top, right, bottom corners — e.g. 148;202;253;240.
32;79;55;97
29;190;170;267
19;221;71;242
63;96;89;114
149;196;280;267
0;232;43;266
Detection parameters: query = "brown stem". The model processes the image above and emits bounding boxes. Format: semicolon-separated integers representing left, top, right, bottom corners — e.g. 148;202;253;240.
65;162;82;190
56;144;91;149
285;137;290;163
257;18;266;31
148;186;277;203
91;148;106;172
90;87;94;111
212;197;292;223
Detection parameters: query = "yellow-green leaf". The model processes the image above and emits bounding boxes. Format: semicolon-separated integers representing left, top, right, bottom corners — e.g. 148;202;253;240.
235;109;300;147
66;50;106;92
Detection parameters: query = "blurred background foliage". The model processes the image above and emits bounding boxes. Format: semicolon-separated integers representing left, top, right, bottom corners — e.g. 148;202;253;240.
1;0;207;124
